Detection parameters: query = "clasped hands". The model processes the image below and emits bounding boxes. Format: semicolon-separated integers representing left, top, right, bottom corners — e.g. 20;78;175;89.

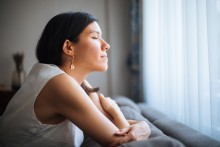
99;94;151;144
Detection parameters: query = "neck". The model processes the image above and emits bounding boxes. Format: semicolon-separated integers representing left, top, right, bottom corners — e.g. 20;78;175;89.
59;66;88;85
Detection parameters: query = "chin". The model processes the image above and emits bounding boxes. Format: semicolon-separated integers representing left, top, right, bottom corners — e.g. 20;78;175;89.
98;65;108;72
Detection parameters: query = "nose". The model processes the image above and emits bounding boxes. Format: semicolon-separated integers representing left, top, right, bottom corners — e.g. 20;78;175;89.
102;39;110;51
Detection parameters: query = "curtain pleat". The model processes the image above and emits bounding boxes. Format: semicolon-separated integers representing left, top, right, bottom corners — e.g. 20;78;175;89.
142;0;220;141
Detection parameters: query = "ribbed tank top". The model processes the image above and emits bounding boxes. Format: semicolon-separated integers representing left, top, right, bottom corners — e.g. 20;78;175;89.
0;63;84;147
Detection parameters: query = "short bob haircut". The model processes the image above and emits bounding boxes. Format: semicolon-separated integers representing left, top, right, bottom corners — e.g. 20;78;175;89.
36;12;98;66
36;12;99;94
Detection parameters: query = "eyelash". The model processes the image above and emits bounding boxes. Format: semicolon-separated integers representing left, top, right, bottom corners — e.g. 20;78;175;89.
92;37;98;39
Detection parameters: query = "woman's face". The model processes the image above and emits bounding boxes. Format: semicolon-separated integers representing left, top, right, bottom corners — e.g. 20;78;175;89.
73;21;110;72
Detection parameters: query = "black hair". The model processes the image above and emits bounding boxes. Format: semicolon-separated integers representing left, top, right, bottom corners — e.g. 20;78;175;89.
36;12;99;94
36;11;98;65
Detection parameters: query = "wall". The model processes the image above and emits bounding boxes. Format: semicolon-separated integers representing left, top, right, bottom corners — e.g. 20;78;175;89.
106;0;131;97
0;0;131;97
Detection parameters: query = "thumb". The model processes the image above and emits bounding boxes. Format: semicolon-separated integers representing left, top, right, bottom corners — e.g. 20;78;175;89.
99;93;106;100
119;135;133;145
115;127;130;136
99;94;112;104
99;93;105;101
99;93;104;98
128;120;138;125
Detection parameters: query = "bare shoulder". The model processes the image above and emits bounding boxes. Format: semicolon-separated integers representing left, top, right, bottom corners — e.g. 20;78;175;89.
48;73;77;90
38;73;91;115
36;74;121;145
46;73;87;104
34;73;80;124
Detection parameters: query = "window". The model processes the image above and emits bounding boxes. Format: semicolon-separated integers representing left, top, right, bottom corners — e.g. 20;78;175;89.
142;0;220;141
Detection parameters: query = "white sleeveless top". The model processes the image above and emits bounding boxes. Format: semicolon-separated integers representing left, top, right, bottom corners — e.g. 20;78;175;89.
0;63;84;147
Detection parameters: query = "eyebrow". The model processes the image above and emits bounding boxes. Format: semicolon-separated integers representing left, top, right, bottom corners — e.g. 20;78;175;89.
90;31;102;35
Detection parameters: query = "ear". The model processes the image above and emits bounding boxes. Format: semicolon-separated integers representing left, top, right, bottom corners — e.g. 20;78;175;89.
63;39;74;56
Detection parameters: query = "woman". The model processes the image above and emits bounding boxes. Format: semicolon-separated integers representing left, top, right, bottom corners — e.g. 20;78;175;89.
0;12;150;147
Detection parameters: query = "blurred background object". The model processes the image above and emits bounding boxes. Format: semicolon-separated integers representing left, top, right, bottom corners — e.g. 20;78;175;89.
0;0;132;98
11;52;26;91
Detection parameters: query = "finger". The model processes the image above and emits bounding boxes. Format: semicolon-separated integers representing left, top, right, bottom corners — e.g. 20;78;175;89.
119;135;133;145
115;127;130;136
99;93;112;100
99;94;112;112
99;93;105;98
128;120;138;125
99;94;111;102
99;93;106;103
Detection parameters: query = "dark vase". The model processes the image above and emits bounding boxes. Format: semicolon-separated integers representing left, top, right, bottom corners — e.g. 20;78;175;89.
11;53;26;91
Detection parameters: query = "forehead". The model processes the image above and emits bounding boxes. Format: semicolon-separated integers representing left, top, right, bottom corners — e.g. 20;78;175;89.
82;21;102;35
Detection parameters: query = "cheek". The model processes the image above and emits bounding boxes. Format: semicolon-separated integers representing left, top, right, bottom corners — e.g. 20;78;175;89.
83;43;100;56
75;46;99;62
74;39;102;62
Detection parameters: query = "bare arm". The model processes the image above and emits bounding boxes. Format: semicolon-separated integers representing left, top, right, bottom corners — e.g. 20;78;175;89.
89;92;113;121
83;80;129;129
35;75;150;146
98;94;130;129
44;74;127;146
83;80;151;142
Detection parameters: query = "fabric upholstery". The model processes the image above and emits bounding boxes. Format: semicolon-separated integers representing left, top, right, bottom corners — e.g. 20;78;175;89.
82;96;220;147
113;96;141;113
82;97;185;147
138;103;220;147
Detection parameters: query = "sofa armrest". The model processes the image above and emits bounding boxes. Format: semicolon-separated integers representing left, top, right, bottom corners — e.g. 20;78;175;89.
114;96;185;146
138;103;220;147
82;96;185;147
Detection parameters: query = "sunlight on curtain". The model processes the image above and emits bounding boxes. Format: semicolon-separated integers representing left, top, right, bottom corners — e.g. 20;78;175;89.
143;0;220;141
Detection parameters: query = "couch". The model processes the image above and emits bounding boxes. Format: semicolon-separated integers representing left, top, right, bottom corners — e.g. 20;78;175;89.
81;96;220;147
1;93;220;147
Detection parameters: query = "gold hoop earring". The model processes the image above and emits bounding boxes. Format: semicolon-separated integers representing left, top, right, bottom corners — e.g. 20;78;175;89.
70;57;74;70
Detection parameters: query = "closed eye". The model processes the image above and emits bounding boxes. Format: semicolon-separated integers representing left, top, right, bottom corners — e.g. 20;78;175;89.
92;37;98;39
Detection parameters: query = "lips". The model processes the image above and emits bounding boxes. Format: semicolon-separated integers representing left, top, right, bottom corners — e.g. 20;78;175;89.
101;55;107;58
100;55;108;62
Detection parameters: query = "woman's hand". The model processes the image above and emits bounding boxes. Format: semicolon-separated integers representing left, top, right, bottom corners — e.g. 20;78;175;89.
99;94;129;129
99;94;120;117
115;121;151;144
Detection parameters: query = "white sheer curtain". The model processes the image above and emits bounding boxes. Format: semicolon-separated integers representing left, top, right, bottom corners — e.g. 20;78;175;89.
143;0;220;141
